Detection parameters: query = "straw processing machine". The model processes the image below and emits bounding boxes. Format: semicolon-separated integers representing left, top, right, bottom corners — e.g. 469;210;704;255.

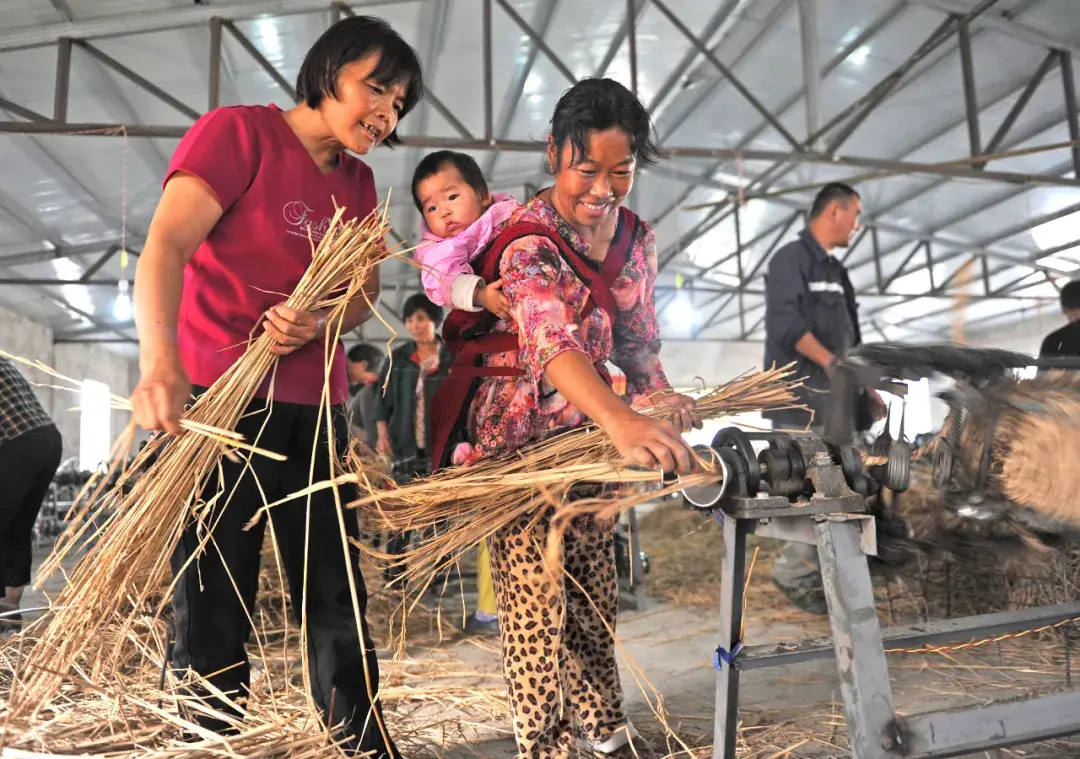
680;343;1080;759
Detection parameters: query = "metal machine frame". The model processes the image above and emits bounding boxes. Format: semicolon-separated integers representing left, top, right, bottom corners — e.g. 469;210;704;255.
694;428;1080;759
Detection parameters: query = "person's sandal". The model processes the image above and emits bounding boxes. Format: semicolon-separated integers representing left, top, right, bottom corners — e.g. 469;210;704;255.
576;722;639;755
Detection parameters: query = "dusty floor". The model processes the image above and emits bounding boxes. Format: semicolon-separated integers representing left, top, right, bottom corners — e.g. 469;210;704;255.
13;500;1080;758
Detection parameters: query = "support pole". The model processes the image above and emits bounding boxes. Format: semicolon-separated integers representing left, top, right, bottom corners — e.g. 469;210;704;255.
483;0;493;142
627;0;639;97
209;17;223;111
798;0;821;147
712;516;749;759
958;18;982;156
54;37;71;122
1062;51;1080;178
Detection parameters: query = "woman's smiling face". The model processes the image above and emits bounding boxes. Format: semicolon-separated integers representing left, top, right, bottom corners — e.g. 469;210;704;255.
547;127;636;236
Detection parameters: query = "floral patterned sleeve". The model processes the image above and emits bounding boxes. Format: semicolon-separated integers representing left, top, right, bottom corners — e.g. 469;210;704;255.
499;235;589;382
611;224;670;396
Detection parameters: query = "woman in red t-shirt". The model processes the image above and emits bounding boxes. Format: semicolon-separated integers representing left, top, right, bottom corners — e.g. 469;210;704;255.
130;16;420;758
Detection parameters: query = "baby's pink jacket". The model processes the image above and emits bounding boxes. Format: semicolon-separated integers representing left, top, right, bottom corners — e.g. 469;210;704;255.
416;193;519;311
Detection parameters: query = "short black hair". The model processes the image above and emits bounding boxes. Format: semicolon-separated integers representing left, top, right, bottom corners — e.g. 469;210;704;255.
403;293;443;326
1061;280;1080;311
809;183;861;220
548;78;662;172
295;15;424;148
347;342;384;372
411;150;490;212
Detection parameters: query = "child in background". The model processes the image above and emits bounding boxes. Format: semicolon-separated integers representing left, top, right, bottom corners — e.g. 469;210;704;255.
410;150;512;637
412;151;518;320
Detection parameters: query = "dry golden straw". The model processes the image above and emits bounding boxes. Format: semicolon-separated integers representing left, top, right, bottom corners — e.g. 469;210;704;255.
943;370;1080;528
258;366;804;615
11;200;397;717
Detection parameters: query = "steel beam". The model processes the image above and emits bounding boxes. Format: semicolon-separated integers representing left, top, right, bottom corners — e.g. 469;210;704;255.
797;0;820;146
646;0;751;120
483;0;493;141
75;40;202;121
881;242;926;292
627;0;639;97
0;96;50;124
649;0;801;150
595;0;648;79
53;37;72;122
209;17;223;111
978;50;1056;166
1062;52;1080;178
656;0;999;272
423;88;474;140
650;0;903;231
871;227;883;292
482;0;560;177
958;19;981;156
48;0;75;22
5;120;1074;192
492;0;576;84
0;0;427;52
222;20;298;103
907;0;1080;59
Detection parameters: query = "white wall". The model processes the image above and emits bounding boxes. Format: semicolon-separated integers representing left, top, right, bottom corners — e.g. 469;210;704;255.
0;304;139;464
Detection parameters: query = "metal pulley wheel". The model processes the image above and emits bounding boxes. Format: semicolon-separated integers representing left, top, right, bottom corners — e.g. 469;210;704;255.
839;445;870;496
884;439;912;492
711;427;759;495
759;434;805;497
931;444;953;490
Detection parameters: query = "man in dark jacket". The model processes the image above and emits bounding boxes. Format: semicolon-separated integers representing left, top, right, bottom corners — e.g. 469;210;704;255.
763;182;883;614
1039;280;1080;359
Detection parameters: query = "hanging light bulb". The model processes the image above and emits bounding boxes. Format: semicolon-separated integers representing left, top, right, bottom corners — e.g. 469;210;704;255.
113;279;132;321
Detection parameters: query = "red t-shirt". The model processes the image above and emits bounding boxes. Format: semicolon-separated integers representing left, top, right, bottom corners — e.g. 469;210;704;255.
166;104;378;406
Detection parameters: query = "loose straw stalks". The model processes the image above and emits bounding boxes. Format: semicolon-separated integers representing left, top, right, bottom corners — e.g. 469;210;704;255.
11;200;396;717
257;366;804;624
0;350;286;462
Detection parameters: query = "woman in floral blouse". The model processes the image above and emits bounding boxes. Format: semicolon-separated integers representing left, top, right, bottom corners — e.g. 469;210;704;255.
465;78;700;758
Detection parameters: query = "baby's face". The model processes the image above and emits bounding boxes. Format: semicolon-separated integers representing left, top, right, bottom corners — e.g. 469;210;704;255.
417;166;488;239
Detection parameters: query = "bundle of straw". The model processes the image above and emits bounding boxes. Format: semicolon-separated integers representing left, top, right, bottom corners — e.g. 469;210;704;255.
945;370;1080;528
12;201;396;715
305;366;802;601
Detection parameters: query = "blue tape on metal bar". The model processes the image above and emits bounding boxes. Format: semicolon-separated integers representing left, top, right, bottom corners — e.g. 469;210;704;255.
714;641;744;670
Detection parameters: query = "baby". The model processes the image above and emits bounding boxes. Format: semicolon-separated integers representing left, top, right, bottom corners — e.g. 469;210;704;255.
411;151;518;319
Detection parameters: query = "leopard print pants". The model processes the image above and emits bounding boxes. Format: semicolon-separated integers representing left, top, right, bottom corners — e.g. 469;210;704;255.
488;510;626;758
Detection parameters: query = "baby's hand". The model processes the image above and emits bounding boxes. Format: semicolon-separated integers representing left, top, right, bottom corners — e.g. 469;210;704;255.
475;279;511;320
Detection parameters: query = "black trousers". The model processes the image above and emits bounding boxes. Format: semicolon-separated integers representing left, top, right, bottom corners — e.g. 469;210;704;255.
0;424;62;589
170;390;397;758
